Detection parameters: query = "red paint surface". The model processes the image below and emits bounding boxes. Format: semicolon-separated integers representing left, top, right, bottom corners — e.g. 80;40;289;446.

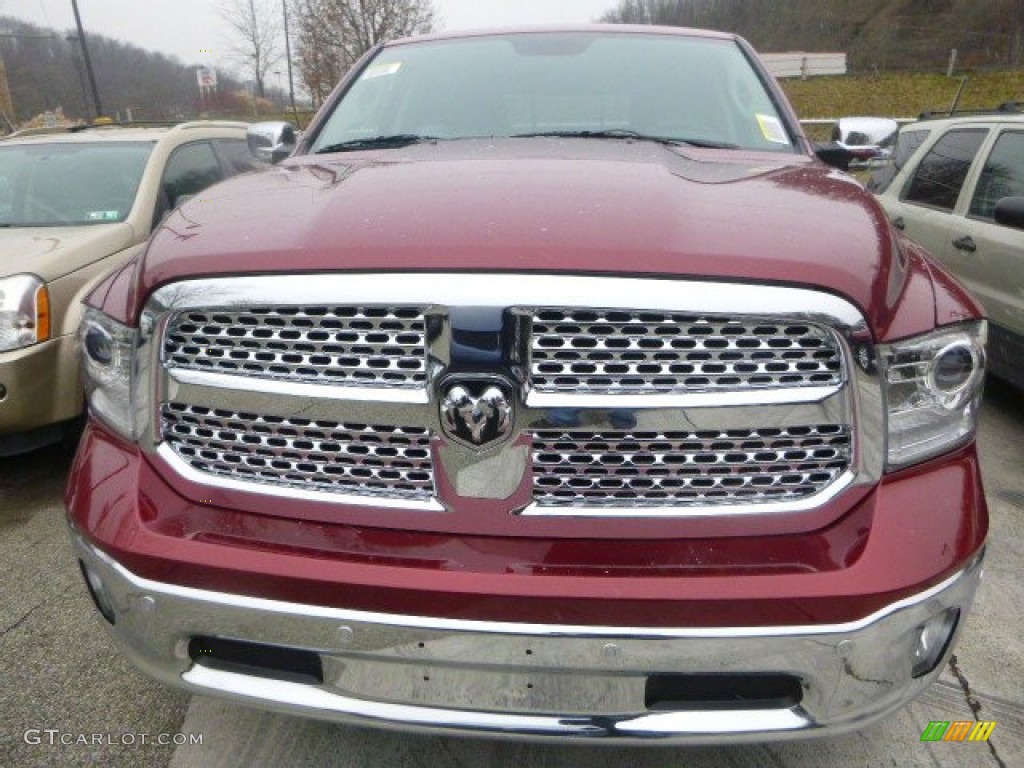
73;33;987;631
67;423;987;627
907;237;987;328
95;140;975;342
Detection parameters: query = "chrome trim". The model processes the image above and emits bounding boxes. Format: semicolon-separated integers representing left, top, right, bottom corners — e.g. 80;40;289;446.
162;304;429;390
181;665;811;738
169;368;431;405
137;274;882;517
529;425;851;509
522;398;855;433
161;402;439;505
525;386;842;410
517;388;866;517
527;308;844;395
157;444;446;512
146;275;868;329
163;375;433;429
435;436;533;501
522;473;857;519
71;532;983;744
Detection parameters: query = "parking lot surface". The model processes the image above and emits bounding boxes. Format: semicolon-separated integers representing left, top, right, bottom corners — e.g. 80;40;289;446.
1;379;1021;768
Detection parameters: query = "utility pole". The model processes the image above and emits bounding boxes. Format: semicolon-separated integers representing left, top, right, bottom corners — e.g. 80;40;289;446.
66;36;91;117
282;0;299;124
71;0;103;119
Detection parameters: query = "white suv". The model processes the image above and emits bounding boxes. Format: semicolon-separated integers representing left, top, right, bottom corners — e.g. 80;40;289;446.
873;109;1024;388
0;121;263;454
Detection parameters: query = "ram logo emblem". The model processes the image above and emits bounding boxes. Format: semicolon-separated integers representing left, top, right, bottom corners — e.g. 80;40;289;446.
440;382;513;449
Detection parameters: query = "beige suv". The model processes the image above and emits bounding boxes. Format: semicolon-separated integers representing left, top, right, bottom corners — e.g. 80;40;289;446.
874;109;1024;388
0;121;262;455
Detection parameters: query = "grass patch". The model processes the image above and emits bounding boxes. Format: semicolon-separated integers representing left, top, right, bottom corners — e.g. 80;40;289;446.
780;70;1024;121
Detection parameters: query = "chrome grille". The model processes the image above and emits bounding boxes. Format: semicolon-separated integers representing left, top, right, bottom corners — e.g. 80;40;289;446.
531;426;851;507
163;306;428;388
529;309;843;394
145;275;871;516
162;403;434;500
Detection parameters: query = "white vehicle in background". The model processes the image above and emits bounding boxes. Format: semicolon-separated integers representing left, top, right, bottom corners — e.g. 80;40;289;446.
867;121;934;193
832;116;899;168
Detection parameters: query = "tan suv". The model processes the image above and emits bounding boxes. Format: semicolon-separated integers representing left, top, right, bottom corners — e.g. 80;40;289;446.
873;108;1024;388
0;121;262;455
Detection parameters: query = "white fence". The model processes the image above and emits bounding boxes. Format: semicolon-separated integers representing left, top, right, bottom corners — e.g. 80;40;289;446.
762;52;847;79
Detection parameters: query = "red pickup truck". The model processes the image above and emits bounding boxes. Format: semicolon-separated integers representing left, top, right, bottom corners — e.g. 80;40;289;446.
66;26;988;743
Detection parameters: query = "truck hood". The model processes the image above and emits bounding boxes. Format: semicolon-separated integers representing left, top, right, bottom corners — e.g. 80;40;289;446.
1;223;136;282
141;139;929;338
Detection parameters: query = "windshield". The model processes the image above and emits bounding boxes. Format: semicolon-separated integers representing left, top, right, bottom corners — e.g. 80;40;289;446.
0;141;154;227
310;32;797;154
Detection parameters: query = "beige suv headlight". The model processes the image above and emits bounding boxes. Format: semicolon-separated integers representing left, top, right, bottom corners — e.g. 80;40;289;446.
0;274;51;352
880;321;987;469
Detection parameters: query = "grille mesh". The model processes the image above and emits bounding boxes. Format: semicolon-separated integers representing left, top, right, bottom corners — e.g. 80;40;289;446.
531;426;851;507
529;309;843;394
163;307;428;388
156;296;854;511
162;403;434;500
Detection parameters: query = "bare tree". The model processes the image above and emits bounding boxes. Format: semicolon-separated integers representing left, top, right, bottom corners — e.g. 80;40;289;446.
220;0;282;98
0;15;253;122
0;56;14;126
601;0;690;25
292;0;435;108
291;0;344;107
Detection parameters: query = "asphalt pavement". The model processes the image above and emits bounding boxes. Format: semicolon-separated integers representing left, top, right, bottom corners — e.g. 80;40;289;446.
1;378;1021;768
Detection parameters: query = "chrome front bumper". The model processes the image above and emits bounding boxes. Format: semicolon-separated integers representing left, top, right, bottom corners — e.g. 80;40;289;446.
71;532;983;745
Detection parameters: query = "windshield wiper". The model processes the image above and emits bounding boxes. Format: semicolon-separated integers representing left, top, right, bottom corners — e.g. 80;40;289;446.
666;137;741;150
514;129;647;140
315;134;439;154
512;130;739;149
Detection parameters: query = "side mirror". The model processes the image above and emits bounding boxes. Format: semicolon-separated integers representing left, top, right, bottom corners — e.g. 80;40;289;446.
994;197;1024;230
247;121;297;164
814;142;853;172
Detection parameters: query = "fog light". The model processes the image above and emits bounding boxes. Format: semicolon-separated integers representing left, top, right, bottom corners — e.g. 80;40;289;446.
79;561;116;625
911;607;959;678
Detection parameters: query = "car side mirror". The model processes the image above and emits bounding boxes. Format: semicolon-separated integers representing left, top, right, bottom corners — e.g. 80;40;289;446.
994;197;1024;230
814;142;852;172
247;121;297;164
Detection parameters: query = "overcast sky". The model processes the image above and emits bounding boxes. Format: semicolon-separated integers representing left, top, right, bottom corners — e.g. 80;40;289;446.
1;1;617;69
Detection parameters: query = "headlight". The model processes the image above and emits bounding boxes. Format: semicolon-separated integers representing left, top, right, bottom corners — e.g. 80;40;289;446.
881;321;986;470
80;306;137;440
0;274;50;352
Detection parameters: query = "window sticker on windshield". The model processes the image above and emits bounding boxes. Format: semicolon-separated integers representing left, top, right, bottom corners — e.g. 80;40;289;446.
86;210;120;221
361;61;402;80
756;114;790;145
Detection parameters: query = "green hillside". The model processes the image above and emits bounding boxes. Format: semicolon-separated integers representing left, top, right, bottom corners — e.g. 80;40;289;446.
781;70;1024;120
603;0;1024;72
